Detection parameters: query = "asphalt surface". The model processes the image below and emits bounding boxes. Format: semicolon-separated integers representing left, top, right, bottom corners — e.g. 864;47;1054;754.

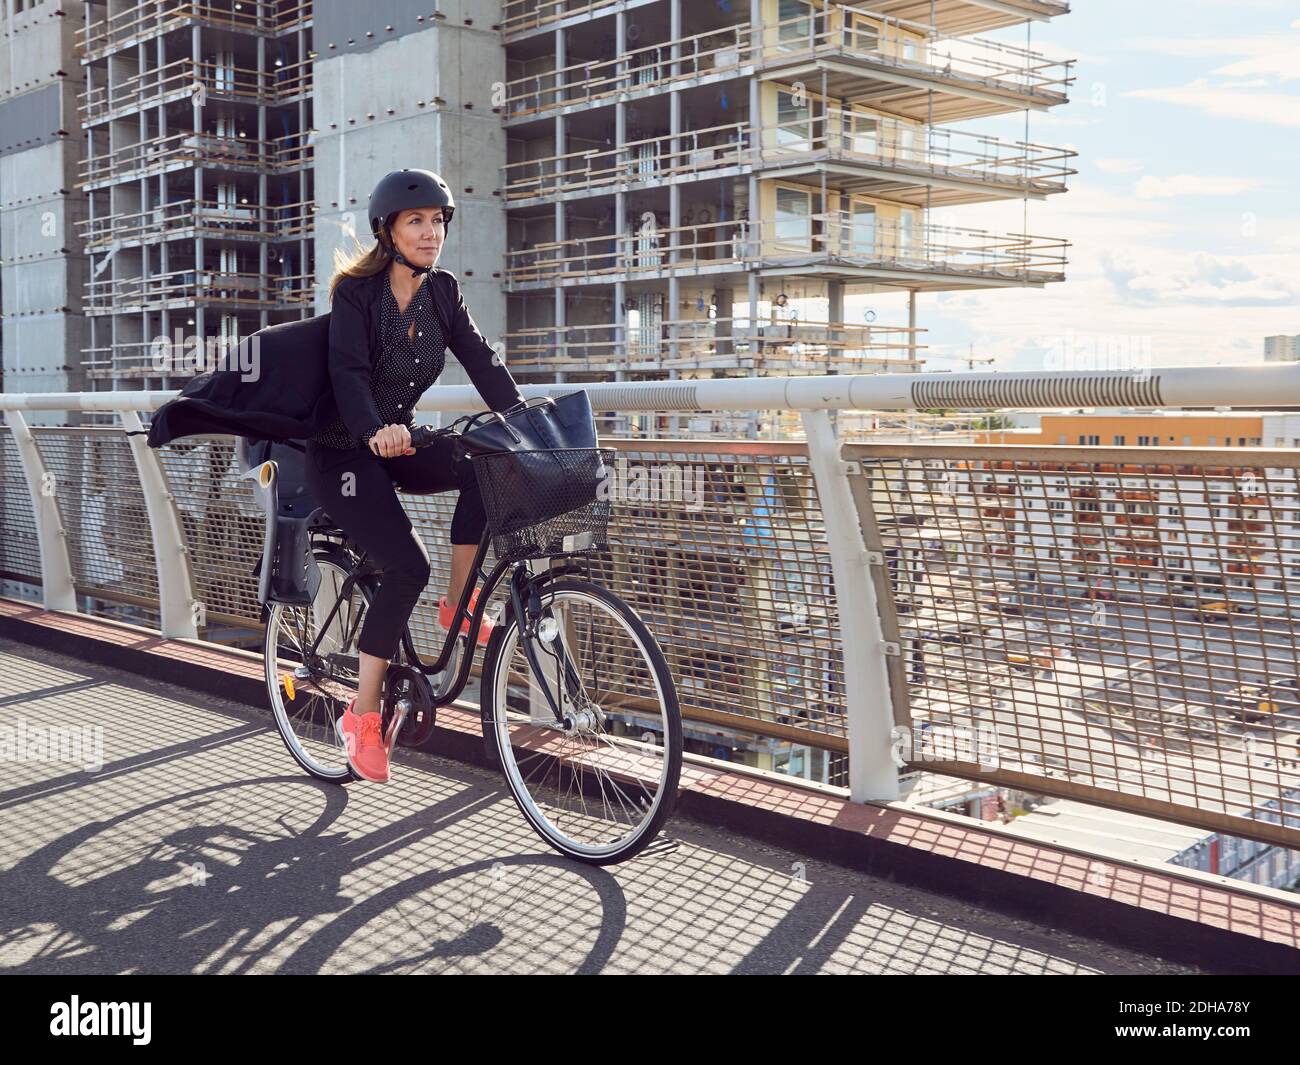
0;636;1201;974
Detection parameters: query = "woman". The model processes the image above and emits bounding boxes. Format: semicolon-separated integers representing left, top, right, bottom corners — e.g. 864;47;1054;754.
309;168;524;785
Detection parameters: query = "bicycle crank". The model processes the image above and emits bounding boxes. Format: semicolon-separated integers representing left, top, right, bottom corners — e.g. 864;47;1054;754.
382;663;437;749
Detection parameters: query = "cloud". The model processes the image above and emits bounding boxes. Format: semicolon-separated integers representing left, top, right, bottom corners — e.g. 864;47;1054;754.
1098;250;1297;308
1124;33;1299;66
1095;158;1144;174
901;23;1300;371
1125;79;1300;128
1121;254;1294;305
1134;174;1268;199
1212;46;1300;82
1027;39;1109;66
1120;29;1300;126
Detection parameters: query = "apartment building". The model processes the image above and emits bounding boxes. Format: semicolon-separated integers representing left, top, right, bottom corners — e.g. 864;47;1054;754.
1265;335;1299;362
1;0;89;411
875;441;1300;633
76;0;316;413
974;410;1298;448
498;0;1075;434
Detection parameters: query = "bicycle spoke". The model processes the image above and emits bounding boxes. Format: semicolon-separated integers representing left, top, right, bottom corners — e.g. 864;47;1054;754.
266;555;368;779
486;580;680;860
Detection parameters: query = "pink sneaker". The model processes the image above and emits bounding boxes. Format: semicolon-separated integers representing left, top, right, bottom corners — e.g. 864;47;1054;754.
439;587;495;647
336;697;390;783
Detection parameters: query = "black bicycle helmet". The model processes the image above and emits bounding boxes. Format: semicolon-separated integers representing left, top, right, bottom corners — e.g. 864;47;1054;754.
368;168;456;276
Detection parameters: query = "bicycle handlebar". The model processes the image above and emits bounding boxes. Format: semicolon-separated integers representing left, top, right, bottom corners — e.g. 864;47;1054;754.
406;423;458;449
407;403;530;450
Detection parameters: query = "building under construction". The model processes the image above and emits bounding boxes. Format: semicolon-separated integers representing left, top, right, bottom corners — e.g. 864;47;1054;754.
498;0;1075;434
75;0;315;412
4;0;1075;435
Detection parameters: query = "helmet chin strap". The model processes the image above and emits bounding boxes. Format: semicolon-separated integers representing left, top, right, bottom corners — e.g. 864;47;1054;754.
376;234;433;278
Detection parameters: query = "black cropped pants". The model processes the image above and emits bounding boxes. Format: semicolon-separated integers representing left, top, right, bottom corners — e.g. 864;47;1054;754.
304;436;487;660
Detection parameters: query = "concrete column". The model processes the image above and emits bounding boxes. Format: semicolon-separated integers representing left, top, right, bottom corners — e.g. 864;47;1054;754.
257;34;268;331
615;95;627;372
554;29;567;367
615;10;625;84
670;0;681;77
747;168;760;374
614;280;625;369
157;33;169;385
298;26;309;317
192;25;205;350
828;279;844;366
668;90;681;363
613;36;628;373
138;41;151;385
908;289;918;367
714;286;733;358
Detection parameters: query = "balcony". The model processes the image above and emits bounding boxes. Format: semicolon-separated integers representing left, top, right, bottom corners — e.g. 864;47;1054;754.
84;268;314;315
77;199;315;251
757;3;1074;121
504;213;1068;291
500;0;1071;40
504;115;1074;208
503;23;751;121
79;57;312;126
79;131;312;190
501;5;1072;124
861;0;1071;35
502;315;923;374
78;0;313;62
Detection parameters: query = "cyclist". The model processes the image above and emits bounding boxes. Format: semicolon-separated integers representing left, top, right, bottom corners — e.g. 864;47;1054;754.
308;168;524;784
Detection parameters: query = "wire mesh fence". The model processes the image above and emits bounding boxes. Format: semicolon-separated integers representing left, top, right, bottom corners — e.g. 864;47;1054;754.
846;443;1300;848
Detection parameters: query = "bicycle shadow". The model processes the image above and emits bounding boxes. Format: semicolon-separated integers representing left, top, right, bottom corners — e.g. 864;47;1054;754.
0;774;626;975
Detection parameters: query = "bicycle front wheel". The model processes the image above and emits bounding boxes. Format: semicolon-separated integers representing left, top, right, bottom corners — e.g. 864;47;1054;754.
481;576;682;865
264;548;371;781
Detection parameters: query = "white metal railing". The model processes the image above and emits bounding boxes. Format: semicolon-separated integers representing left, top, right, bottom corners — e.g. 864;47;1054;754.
78;199;315;249
502;315;924;372
503;115;1075;201
79;129;312;187
77;0;313;58
79;56;313;125
500;0;1071;39
83;268;315;314
501;4;1072;119
504;214;1068;287
3;364;1299;852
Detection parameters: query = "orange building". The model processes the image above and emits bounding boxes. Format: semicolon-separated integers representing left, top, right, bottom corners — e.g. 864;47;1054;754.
975;412;1266;449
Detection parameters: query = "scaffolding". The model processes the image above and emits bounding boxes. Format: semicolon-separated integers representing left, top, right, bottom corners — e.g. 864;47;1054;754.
76;0;316;397
500;0;1075;437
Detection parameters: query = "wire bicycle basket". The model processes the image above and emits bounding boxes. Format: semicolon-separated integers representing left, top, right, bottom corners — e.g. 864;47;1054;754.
470;446;614;563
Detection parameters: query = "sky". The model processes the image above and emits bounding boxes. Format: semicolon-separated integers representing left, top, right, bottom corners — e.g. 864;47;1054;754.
848;0;1300;373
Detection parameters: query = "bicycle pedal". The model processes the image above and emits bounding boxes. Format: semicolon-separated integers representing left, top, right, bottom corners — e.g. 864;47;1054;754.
385;697;413;748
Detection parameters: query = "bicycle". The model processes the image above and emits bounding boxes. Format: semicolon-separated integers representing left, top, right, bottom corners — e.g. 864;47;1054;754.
253;417;682;865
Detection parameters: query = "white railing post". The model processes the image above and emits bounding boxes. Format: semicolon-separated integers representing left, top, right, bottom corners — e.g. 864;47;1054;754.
4;411;77;611
801;410;899;801
119;409;199;638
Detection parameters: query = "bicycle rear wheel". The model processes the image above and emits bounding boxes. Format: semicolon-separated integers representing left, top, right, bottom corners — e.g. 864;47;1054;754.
264;548;371;781
480;576;681;864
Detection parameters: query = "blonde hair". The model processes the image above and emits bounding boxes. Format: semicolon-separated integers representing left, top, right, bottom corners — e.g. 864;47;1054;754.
328;224;392;302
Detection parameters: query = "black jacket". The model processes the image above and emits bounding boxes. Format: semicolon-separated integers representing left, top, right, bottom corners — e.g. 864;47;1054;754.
146;268;524;448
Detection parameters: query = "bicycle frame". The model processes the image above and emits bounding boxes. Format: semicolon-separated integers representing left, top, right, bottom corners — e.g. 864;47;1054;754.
297;523;590;724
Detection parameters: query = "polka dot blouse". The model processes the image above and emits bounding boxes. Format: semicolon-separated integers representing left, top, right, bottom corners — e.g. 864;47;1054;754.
314;270;446;449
